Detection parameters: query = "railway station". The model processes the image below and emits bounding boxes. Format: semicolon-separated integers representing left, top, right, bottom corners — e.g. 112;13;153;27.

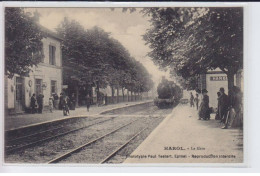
4;86;243;164
4;6;243;165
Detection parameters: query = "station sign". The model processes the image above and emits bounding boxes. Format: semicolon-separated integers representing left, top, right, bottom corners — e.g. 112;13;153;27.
210;76;227;81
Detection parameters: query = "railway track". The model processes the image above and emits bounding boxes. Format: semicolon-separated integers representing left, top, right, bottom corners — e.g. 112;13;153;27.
47;117;153;164
5;105;168;164
5;116;117;154
5;116;94;139
99;126;148;164
6;116;104;142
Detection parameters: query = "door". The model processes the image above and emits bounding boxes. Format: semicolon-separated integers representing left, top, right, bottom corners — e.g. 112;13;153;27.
51;80;57;95
35;79;42;97
15;77;24;112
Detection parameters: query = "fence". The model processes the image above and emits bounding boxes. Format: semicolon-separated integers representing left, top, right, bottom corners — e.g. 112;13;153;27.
79;94;153;106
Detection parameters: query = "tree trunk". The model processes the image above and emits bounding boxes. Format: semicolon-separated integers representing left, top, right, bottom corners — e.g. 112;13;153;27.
227;72;235;91
96;83;99;106
122;87;125;102
131;90;133;101
117;86;119;103
75;84;79;107
111;86;114;104
220;66;237;92
127;89;129;102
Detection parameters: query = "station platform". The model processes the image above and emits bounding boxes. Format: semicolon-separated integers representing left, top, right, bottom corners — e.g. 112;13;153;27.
124;104;243;164
5;100;151;131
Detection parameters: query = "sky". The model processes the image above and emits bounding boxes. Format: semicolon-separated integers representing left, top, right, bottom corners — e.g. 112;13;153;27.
25;8;171;87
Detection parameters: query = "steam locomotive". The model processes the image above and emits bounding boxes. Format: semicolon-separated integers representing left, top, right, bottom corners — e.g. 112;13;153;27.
154;78;183;108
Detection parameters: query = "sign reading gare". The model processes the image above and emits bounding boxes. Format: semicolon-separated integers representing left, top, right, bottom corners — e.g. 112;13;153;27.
210;76;227;81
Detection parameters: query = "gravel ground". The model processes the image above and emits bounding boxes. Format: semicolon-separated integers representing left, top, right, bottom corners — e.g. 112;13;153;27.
103;116;165;164
124;105;243;163
5;116;104;150
59;116;151;163
5;115;131;163
5;104;174;164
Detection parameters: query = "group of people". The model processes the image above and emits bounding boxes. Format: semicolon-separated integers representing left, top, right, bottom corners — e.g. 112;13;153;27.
189;92;200;110
189;86;243;129
190;89;211;121
30;93;44;114
56;93;71;116
30;92;92;116
216;86;243;129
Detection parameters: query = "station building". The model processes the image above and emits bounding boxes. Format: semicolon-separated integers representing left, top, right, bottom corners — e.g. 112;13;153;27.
5;27;63;114
197;68;243;109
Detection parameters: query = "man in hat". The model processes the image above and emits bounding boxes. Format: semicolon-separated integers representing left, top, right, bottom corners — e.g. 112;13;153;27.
218;87;229;124
37;93;44;113
30;93;37;114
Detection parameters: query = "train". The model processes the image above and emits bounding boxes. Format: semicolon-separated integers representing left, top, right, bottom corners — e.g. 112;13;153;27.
154;78;183;108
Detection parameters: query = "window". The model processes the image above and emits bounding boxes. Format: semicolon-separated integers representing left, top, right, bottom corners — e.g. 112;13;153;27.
51;80;57;95
49;45;56;65
35;79;42;97
15;77;23;101
40;48;44;63
32;48;44;63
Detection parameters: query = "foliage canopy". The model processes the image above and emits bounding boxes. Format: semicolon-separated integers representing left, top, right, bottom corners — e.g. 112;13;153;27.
5;8;45;78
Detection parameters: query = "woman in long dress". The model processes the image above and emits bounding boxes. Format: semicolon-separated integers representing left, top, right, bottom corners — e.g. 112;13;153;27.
198;89;210;120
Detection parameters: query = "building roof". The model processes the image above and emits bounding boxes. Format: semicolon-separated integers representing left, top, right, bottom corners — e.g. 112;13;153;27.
38;24;63;41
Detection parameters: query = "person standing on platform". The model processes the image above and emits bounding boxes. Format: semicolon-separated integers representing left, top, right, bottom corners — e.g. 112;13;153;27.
50;93;55;107
222;86;243;129
52;93;58;109
59;93;64;110
230;86;243;128
70;93;76;110
215;92;221;120
86;94;91;112
30;93;37;114
218;87;229;124
198;89;210;120
190;92;194;107
37;93;44;113
194;93;199;110
49;97;54;113
62;95;70;116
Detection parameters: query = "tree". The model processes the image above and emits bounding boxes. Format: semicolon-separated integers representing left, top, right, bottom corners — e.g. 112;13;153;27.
5;8;44;78
206;8;243;89
142;7;243;89
57;18;154;104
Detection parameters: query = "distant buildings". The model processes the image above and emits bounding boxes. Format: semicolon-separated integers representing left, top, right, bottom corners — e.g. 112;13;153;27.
5;27;63;114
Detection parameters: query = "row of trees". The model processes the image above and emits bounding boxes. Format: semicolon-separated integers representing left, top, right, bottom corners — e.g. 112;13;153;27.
5;8;154;103
56;18;153;102
141;7;243;90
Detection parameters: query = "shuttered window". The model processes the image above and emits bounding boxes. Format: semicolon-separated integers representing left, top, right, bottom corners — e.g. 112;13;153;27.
49;45;56;65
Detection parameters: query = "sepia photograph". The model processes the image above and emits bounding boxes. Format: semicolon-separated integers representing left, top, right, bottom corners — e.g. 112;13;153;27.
3;5;244;165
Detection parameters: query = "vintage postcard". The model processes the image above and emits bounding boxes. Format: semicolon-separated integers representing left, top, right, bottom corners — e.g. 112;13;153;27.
3;3;245;166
